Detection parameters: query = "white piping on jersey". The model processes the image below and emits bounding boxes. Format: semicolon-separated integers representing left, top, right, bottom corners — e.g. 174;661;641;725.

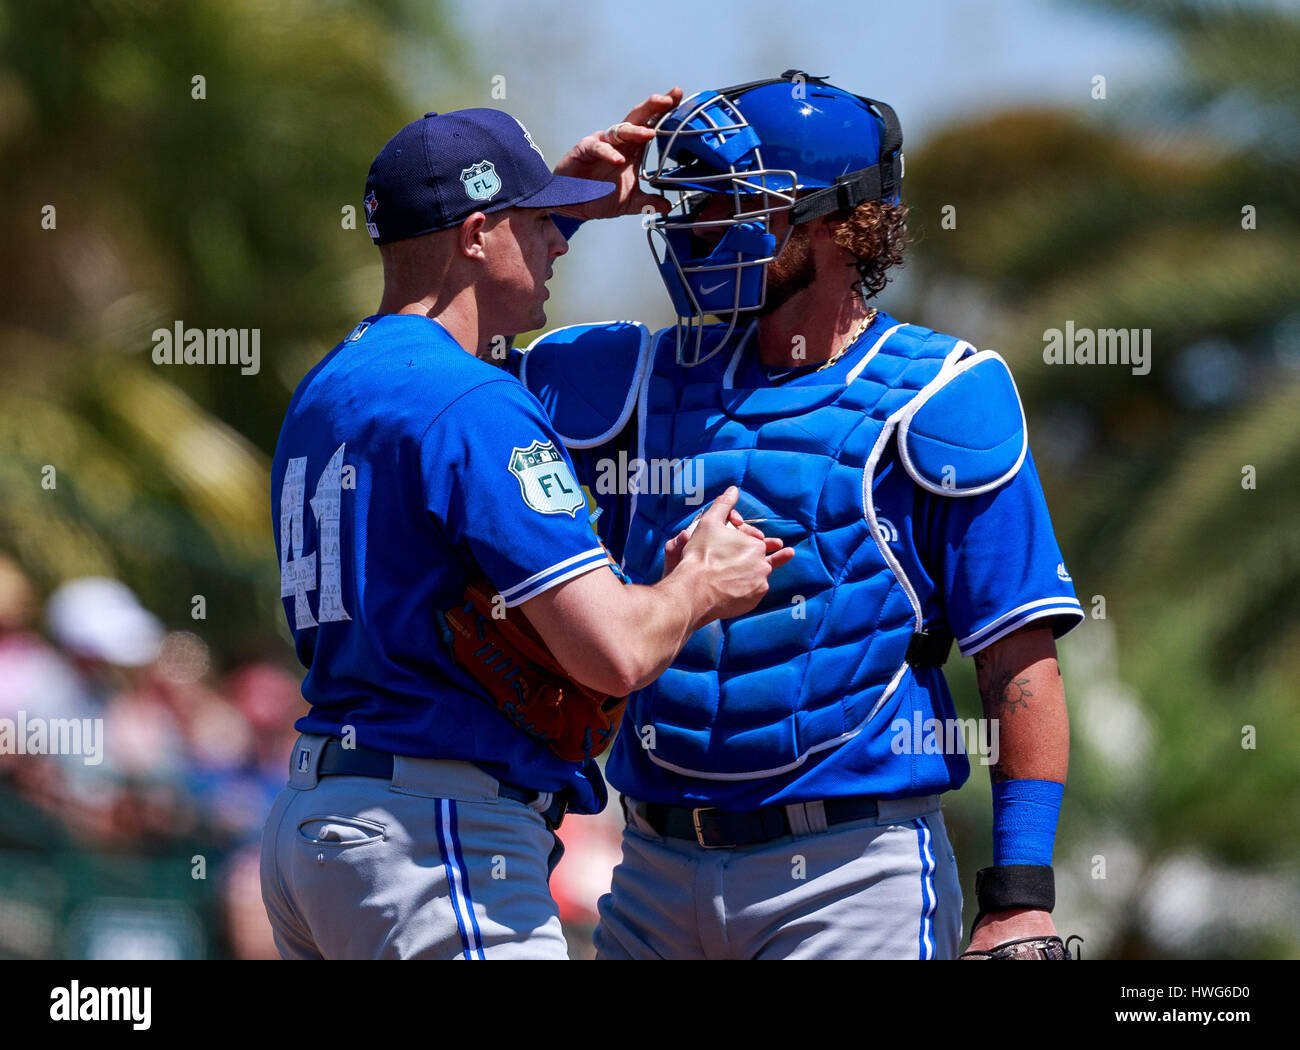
502;556;613;608
958;597;1085;655
497;547;605;602
960;605;1084;657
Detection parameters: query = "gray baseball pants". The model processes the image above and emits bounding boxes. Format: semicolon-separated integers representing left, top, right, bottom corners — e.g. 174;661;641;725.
260;733;569;959
593;794;962;960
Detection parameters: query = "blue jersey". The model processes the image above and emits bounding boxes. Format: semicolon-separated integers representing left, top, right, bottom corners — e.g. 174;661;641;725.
270;314;615;814
540;320;1083;811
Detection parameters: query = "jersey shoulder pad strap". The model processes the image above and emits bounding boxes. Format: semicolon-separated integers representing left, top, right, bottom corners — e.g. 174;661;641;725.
518;321;651;448
898;347;1027;496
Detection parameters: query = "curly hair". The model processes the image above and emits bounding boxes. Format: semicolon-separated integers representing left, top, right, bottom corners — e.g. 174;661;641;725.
829;200;909;300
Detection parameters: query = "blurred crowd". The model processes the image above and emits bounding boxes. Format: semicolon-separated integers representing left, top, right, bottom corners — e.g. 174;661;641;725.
0;555;300;957
0;555;622;959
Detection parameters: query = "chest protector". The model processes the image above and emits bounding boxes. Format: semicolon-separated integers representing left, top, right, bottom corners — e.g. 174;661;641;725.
520;317;1027;781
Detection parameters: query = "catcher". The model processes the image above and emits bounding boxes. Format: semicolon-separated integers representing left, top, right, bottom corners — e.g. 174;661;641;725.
259;102;791;959
521;72;1086;960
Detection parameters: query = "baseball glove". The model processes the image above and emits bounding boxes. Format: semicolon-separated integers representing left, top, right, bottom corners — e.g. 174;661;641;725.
440;578;626;763
959;935;1082;961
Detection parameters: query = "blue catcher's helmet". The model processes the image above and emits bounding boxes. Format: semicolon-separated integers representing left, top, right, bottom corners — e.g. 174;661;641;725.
640;70;904;366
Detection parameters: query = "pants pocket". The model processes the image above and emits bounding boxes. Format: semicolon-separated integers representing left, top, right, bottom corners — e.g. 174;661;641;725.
297;814;388;847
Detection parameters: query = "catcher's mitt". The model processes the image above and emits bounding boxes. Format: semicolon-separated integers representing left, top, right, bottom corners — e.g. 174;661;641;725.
440;578;626;763
959;935;1082;961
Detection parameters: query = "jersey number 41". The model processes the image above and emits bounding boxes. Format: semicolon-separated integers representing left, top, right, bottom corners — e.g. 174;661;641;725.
279;443;352;630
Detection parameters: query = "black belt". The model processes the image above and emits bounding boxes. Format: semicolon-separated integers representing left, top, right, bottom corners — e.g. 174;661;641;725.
627;794;883;849
316;739;569;829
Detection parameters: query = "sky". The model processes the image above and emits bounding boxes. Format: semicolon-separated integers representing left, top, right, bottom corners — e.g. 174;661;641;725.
419;0;1172;328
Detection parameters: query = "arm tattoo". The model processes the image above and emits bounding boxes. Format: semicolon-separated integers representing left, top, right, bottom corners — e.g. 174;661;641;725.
975;651;1033;715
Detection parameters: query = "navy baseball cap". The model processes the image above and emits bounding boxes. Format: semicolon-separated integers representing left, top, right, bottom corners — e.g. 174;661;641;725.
363;108;613;244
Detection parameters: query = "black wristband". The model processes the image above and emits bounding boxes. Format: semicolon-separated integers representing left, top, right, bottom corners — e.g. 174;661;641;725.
972;864;1055;932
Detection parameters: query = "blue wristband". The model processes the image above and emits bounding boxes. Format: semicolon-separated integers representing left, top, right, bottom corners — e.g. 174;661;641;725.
991;779;1063;867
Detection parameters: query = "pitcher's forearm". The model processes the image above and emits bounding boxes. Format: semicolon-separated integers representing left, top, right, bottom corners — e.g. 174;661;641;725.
604;567;711;693
519;488;778;696
520;565;709;698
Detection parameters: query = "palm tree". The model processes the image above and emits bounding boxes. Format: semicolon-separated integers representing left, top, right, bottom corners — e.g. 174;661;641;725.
0;0;464;656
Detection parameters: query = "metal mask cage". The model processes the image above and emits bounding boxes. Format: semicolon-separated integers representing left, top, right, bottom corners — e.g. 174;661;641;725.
645;220;793;368
640;89;802;367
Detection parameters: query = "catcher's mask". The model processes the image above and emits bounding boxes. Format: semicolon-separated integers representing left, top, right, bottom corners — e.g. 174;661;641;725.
640;70;904;367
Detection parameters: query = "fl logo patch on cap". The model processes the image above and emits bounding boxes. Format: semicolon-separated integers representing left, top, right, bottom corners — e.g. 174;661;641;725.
509;440;585;517
461;160;501;202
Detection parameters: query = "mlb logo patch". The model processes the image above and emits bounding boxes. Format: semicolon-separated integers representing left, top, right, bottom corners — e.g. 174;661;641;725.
461;160;502;202
296;746;312;773
364;190;378;218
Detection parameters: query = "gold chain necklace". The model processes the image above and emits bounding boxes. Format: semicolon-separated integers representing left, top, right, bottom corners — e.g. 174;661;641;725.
814;308;878;372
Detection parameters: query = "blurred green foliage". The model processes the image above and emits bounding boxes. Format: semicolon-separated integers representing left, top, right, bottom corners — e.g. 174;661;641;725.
0;0;462;657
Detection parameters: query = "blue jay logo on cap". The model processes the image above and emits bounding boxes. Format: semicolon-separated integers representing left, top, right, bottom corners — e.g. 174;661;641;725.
363;190;379;238
461;160;502;202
